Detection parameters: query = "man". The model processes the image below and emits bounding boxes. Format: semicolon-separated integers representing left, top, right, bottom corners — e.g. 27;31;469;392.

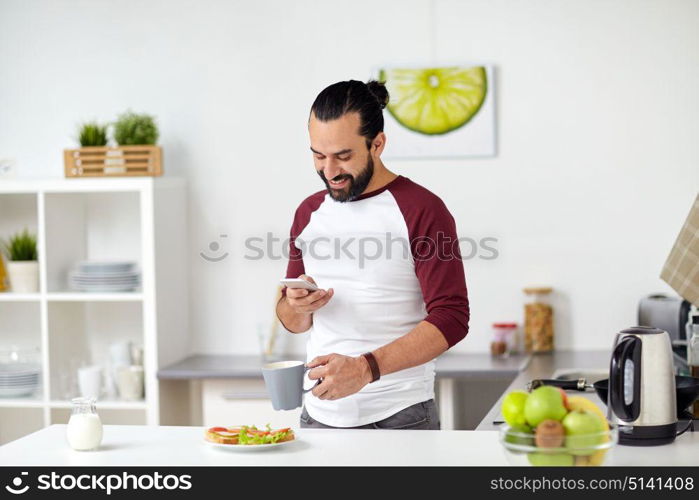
276;79;469;430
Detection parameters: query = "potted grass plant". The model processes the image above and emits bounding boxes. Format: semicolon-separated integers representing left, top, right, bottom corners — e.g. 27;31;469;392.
64;111;162;178
78;121;108;147
2;229;39;293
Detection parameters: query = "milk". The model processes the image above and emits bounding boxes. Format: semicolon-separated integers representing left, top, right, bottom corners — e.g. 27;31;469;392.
66;413;103;451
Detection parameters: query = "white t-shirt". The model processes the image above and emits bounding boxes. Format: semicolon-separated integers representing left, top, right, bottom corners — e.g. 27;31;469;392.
282;175;469;427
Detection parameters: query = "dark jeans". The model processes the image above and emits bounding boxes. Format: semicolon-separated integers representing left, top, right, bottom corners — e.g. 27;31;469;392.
300;399;440;430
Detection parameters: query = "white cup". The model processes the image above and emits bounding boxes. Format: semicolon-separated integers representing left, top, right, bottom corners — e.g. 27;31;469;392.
109;341;132;396
77;365;102;399
109;341;132;367
130;345;144;366
116;365;144;400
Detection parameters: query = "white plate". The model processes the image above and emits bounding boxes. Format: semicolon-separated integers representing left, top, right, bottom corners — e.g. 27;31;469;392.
70;285;140;292
203;437;297;451
74;266;138;273
71;282;139;285
0;374;39;380
70;275;140;281
0;363;40;373
70;271;140;278
78;261;136;273
0;387;38;397
70;276;139;281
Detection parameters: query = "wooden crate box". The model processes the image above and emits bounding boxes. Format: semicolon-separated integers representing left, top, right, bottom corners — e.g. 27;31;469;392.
64;145;162;178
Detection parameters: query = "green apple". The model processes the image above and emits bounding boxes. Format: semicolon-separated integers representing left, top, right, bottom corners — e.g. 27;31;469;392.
562;409;605;455
524;386;568;427
504;423;535;449
527;452;575;466
502;391;529;427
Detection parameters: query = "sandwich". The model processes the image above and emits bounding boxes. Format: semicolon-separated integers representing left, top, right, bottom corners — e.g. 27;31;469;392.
204;425;295;445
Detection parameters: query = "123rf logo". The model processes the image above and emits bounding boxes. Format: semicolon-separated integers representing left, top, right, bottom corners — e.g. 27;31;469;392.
4;471;192;495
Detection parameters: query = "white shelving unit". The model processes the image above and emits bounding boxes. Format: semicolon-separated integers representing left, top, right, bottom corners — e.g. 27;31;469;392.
0;178;188;444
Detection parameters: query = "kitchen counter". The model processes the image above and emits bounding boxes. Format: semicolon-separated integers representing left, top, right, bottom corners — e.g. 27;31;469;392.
157;350;692;434
158;353;529;430
1;424;697;466
477;350;613;430
158;351;619;431
157;352;529;379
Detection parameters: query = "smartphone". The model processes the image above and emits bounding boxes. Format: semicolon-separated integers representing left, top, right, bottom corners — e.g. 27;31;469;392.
279;278;319;291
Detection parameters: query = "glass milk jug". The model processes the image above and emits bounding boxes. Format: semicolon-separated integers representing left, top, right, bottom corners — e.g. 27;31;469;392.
66;397;103;451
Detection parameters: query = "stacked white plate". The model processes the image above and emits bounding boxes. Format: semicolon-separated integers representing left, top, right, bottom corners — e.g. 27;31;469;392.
0;363;41;398
69;261;141;292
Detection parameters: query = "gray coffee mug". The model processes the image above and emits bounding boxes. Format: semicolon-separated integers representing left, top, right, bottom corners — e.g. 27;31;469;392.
262;360;319;411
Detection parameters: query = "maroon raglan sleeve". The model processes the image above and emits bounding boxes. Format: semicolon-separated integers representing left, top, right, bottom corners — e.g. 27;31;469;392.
281;191;326;297
390;179;470;348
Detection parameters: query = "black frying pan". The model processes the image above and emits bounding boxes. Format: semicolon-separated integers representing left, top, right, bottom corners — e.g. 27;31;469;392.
593;376;699;418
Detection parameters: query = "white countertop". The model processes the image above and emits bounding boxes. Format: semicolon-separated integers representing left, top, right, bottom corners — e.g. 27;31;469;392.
1;425;697;466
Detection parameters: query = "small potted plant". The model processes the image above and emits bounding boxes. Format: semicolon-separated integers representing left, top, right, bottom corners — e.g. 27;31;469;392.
78;121;108;147
2;229;39;293
113;111;159;146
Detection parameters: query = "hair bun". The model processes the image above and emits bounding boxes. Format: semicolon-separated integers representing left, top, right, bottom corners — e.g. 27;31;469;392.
366;80;389;109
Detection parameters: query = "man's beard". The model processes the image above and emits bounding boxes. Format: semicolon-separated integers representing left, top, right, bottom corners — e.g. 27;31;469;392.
318;155;374;203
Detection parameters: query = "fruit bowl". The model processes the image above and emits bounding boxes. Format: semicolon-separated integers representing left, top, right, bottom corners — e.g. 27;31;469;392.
499;424;618;466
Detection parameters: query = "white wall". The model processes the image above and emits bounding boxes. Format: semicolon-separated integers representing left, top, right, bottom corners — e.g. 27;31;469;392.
1;0;697;356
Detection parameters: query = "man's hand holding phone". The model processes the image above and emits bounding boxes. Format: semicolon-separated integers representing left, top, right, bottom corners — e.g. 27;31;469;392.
281;275;334;315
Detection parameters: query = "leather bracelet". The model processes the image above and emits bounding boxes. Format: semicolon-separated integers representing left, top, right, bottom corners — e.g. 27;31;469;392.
361;352;380;383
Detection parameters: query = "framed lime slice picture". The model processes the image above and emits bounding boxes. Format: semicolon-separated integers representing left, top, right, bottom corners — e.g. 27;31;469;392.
379;66;487;135
377;65;495;159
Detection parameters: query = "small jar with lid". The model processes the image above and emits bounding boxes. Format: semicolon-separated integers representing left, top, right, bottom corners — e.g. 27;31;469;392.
523;287;554;353
490;323;518;357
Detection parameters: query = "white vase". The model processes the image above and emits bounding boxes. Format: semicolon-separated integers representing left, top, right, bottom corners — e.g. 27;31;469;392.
7;261;39;293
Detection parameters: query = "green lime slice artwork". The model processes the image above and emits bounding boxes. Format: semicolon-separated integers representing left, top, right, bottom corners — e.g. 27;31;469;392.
379;66;488;136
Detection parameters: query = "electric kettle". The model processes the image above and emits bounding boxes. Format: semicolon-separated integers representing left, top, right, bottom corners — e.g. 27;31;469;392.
608;326;677;446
